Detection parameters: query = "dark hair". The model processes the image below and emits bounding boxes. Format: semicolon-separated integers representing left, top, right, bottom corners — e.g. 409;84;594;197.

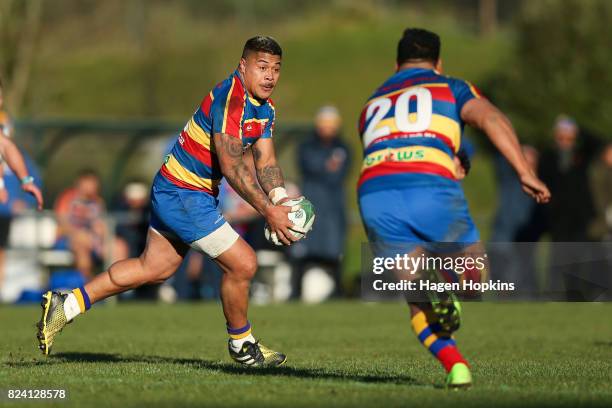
397;28;440;65
242;36;282;58
77;168;100;180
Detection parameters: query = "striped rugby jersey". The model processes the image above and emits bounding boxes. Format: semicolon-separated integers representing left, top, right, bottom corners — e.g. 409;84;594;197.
160;69;275;196
357;68;483;196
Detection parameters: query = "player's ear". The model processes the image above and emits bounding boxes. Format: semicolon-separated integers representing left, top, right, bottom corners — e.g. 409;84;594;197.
435;58;443;74
239;57;247;75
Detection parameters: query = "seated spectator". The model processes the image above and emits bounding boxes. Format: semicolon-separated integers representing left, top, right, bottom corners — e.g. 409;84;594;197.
54;169;106;280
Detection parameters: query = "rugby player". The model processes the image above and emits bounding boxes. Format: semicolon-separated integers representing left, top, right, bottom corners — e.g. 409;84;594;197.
37;36;303;367
0;136;43;209
357;29;550;387
0;81;43;211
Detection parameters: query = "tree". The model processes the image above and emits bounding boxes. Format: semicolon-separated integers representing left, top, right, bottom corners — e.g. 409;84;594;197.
489;0;612;145
0;0;43;116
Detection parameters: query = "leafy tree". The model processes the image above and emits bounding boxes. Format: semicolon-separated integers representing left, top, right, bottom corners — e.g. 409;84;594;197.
489;0;612;145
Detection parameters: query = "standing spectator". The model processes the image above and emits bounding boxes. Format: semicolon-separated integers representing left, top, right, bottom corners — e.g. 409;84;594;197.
491;145;541;241
54;170;106;280
588;142;612;300
589;143;612;241
296;106;351;298
490;145;542;297
538;116;597;241
538;116;599;298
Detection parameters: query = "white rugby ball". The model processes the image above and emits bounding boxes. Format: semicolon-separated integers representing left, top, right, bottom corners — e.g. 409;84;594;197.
264;197;315;246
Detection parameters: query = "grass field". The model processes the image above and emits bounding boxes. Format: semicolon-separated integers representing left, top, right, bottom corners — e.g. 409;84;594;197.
1;301;611;407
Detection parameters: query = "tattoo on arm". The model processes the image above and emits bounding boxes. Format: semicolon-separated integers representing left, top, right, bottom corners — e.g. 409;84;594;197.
257;165;284;193
252;143;285;194
215;133;270;214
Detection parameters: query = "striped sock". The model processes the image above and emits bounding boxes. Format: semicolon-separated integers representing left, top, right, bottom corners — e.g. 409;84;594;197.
63;286;92;321
411;309;468;373
227;321;256;352
73;286;92;312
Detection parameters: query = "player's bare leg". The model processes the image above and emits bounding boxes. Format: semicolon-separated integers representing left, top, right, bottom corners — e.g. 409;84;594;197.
215;237;287;367
85;229;188;303
439;241;489;301
399;245;483;388
36;228;188;355
408;301;470;388
214;237;257;329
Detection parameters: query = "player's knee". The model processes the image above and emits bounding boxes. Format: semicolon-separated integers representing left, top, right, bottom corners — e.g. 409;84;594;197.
232;251;257;280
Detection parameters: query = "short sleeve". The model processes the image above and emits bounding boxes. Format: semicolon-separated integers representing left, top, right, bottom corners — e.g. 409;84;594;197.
451;79;485;113
211;78;246;138
261;105;275;139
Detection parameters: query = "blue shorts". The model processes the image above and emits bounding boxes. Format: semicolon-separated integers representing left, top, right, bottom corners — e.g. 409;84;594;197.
359;184;479;254
150;172;227;244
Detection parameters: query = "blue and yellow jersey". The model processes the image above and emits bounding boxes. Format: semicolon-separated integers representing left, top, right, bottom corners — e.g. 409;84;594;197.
160;69;275;196
357;68;483;196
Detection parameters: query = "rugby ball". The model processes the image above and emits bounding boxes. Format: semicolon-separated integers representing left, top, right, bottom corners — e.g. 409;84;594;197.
264;197;315;246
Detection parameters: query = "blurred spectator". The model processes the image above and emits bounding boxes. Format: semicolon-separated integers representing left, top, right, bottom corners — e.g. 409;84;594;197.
538;116;597;241
296;105;351;298
54;169;106;279
588;143;612;300
114;181;150;258
490;145;542;297
589;143;612;241
114;180;158;299
538;116;600;298
491;145;541;241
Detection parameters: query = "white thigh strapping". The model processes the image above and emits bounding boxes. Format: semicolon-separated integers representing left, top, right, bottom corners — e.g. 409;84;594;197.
189;222;240;258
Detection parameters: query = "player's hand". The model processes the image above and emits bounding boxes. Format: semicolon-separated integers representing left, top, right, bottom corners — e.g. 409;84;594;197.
264;203;301;246
520;173;551;204
0;188;8;204
453;156;467;180
22;182;44;210
455;149;471;180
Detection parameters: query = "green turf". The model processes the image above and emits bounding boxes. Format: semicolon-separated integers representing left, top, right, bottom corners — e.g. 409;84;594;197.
1;302;611;407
